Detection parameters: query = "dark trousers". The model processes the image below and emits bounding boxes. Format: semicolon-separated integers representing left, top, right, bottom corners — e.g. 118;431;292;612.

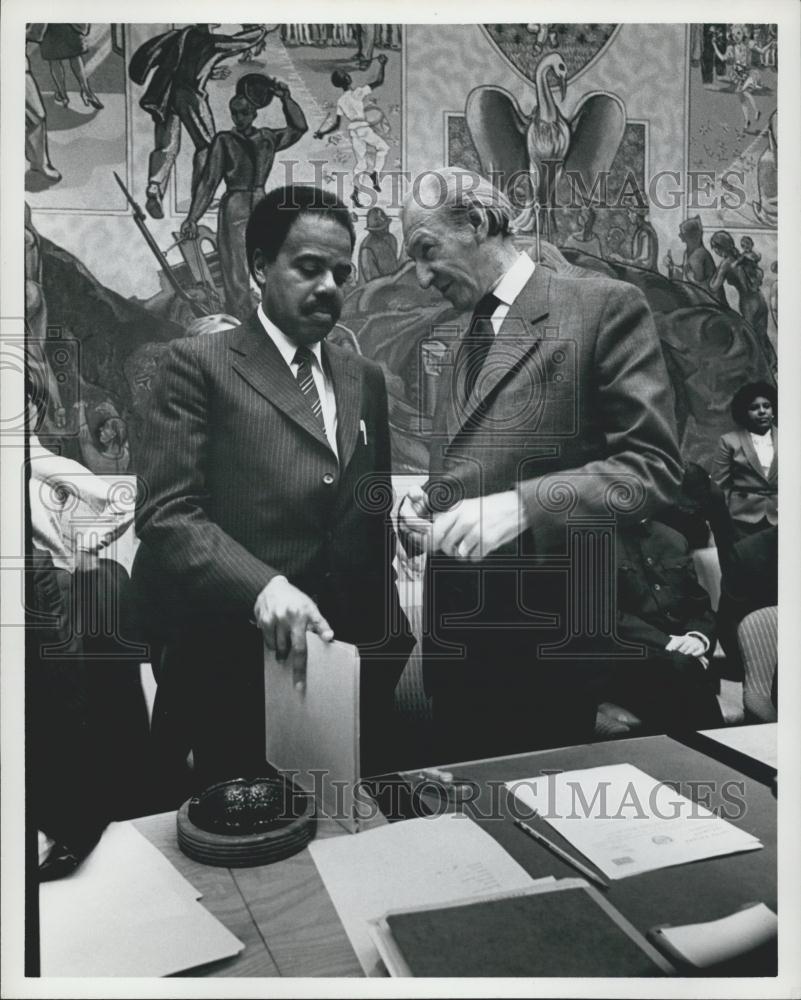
588;649;724;734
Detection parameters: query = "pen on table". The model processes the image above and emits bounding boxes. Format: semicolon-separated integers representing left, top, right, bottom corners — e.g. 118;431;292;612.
513;817;609;890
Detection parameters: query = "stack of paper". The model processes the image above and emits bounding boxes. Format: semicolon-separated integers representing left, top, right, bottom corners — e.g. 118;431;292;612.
308;812;552;977
506;763;762;880
40;822;243;976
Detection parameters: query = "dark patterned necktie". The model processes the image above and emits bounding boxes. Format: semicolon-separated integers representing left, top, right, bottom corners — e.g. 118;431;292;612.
463;291;500;401
293;346;325;428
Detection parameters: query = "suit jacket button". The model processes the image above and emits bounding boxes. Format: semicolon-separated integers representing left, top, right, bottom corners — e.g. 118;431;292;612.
323;473;335;485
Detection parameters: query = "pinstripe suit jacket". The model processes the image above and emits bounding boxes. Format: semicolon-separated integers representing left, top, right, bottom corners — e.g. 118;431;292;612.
132;313;412;662
422;265;683;694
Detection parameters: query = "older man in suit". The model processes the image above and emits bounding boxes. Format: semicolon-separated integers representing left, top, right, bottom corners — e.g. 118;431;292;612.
132;186;412;795
399;169;683;762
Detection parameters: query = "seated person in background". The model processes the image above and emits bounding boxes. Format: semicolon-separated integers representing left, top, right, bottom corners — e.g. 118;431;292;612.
594;517;723;737
27;380;151;878
656;461;715;550
680;462;778;677
712;381;777;539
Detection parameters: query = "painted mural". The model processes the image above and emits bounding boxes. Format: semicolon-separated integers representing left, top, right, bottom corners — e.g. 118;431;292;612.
24;23;777;476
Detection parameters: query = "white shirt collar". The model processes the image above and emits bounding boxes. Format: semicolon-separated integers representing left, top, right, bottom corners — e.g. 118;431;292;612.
491;253;535;308
257;304;324;370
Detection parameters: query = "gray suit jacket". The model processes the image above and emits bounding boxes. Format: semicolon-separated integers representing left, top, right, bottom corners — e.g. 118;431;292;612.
422;264;683;692
712;427;778;525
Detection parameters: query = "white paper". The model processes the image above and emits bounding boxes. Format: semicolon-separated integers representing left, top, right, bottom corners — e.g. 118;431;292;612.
40;821;243;976
654;903;777;967
308;812;549;977
700;723;778;769
506;763;762;880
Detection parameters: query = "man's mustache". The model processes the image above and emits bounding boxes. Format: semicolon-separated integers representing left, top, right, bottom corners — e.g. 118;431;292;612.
304;298;340;318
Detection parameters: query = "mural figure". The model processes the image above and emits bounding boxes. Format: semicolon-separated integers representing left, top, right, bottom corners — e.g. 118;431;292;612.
613;204;659;270
76;401;131;475
664;216;725;305
129;23;270;220
353;25;376;67
711;24;772;128
180;76;308;319
562;206;603;257
709;230;770;346
464;57;625;240
25;27;61;184
39;23;103;110
752;109;777;226
314;54;390;208
357;207;399;282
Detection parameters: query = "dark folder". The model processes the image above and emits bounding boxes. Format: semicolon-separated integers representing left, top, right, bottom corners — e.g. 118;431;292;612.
372;879;674;977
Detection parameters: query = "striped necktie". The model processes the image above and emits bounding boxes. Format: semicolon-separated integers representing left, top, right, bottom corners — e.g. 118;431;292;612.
293;346;325;428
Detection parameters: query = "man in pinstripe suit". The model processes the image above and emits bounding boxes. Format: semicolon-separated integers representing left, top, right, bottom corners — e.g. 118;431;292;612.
132;186;413;796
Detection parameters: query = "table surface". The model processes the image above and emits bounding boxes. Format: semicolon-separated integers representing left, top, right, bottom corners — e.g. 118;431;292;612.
134;733;777;978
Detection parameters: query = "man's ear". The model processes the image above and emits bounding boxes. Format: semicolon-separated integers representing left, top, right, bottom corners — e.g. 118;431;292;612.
252;249;268;288
466;204;491;244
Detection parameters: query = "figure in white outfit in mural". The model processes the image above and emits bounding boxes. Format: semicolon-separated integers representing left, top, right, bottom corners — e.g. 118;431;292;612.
314;54;389;208
180;79;308;319
711;25;772;128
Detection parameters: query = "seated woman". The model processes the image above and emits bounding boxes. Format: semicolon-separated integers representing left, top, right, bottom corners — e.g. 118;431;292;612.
712;381;777;539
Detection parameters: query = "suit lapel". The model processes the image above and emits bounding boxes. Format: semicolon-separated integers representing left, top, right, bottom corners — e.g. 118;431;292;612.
230;314;332;453
739;427;767;481
452;267;551;434
768;425;778;482
323;342;361;469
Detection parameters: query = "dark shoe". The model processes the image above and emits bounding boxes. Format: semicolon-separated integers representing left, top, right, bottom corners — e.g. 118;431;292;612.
370;170;381;192
82;90;104;110
145;184;164;220
350;189;364;209
34;162;62;182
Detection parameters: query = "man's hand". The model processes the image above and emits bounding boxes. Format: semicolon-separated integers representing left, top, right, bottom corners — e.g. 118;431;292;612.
432;490;525;561
253;576;334;690
397;485;433;557
313;130;324;140
377;54;388;65
180;219;199;240
665;633;707;658
210;66;231;81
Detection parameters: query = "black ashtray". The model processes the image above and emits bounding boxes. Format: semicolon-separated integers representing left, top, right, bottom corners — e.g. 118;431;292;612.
178;776;317;867
188;776;309;834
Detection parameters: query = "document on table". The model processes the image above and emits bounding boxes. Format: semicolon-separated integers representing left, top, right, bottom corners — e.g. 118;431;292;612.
506;763;762;880
308;812;552;977
40;821;243;976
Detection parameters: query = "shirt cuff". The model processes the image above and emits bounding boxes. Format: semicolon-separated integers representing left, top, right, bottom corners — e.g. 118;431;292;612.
686;630;710;653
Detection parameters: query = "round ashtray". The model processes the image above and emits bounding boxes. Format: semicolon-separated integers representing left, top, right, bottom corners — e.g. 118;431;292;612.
177;776;316;867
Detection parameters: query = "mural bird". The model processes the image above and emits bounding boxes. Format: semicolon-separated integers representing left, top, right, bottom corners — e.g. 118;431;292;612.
465;52;626;243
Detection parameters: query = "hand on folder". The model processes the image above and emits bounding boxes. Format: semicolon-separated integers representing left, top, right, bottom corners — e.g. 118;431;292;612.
253;575;334;689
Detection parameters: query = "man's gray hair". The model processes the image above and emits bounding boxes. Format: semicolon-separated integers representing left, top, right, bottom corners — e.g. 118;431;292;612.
404;167;516;237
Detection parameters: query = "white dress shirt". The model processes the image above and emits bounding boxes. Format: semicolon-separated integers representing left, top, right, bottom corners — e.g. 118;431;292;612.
257;304;339;457
487;253;536;335
749;429;774;477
